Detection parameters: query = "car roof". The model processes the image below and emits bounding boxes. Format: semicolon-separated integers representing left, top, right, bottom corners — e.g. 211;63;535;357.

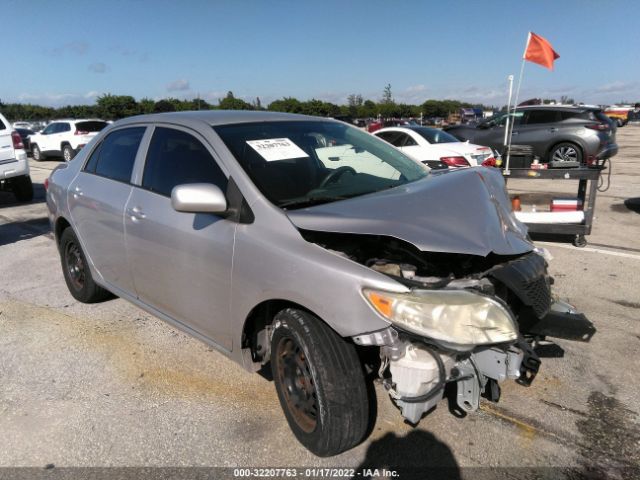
49;118;108;123
115;110;328;127
516;105;599;112
376;125;438;133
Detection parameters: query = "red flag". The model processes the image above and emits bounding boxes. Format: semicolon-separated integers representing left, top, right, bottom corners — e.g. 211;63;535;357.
523;32;560;70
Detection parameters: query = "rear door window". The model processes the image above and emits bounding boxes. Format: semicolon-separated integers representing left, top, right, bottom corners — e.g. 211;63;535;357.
524;110;560;124
59;123;71;133
141;127;227;197
85;127;145;183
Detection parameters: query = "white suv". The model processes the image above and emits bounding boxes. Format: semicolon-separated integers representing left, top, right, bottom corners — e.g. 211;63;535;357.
30;119;108;162
0;112;33;202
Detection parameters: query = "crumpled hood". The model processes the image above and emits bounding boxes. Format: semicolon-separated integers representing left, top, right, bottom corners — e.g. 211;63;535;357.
287;167;533;257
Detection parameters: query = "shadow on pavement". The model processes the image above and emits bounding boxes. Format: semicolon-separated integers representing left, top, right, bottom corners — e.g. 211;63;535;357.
623;197;640;213
353;430;460;480
0;217;51;246
0;182;47;207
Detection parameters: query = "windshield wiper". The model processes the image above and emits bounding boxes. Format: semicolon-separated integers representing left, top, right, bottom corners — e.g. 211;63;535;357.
279;195;352;210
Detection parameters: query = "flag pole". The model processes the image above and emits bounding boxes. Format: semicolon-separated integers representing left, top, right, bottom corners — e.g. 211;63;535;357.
502;74;514;172
504;33;531;175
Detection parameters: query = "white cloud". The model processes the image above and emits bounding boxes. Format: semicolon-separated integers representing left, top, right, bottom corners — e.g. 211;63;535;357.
47;41;89;56
16;91;99;107
166;79;191;92
88;63;108;74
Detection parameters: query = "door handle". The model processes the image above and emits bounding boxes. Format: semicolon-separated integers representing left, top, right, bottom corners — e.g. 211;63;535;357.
73;186;83;199
549;128;558;133
127;206;146;221
511;131;519;135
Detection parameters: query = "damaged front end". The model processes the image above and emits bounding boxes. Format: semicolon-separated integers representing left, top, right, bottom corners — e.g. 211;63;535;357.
299;229;594;424
287;168;593;424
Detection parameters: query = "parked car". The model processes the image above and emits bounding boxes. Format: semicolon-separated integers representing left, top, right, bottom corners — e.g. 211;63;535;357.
0;112;33;201
12;121;33;130
445;105;618;167
15;127;34;155
374;126;495;169
604;105;632;127
48;111;573;456
30;119;108;162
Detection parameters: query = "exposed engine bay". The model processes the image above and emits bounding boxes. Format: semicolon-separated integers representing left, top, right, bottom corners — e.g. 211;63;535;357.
300;229;595;424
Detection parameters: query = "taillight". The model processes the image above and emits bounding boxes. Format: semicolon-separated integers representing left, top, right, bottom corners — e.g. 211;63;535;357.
75;129;89;135
440;156;469;167
482;157;497;167
44;178;49;191
11;131;24;149
585;123;609;131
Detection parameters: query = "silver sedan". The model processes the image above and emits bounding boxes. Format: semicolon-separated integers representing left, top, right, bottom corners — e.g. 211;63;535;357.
47;110;570;456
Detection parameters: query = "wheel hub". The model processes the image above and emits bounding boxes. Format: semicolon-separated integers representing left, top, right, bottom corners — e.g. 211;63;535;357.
275;336;318;433
65;242;85;290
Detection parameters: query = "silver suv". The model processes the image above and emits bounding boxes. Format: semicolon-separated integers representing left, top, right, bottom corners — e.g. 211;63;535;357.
47;111;574;456
446;105;618;167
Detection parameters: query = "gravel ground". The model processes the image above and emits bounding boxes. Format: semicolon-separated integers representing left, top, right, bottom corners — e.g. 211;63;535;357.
0;128;639;479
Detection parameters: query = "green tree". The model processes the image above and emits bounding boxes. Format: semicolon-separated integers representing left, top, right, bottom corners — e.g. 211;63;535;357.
96;94;139;119
267;97;304;113
218;91;253;110
153;99;176;113
382;84;393;104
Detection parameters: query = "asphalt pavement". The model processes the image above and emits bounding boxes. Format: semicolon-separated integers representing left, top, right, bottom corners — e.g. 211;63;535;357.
0;129;639;479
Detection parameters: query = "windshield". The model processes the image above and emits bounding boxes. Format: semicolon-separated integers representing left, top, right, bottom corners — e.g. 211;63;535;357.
214;120;428;210
413;127;459;144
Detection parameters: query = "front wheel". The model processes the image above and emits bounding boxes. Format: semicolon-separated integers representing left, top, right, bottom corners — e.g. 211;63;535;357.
59;228;111;303
31;144;43;161
271;308;369;456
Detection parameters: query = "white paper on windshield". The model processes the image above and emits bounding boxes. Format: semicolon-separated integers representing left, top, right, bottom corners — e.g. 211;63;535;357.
246;138;309;161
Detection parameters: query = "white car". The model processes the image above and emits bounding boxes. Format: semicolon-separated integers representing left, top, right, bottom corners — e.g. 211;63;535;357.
374;126;495;169
0;112;33;201
30;119;108;162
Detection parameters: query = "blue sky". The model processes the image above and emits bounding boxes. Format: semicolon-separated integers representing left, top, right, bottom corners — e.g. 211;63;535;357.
3;0;639;107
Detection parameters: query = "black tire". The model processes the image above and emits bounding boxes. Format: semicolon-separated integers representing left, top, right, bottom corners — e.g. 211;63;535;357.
32;144;43;161
270;308;368;457
12;175;34;202
62;144;75;162
549;142;583;165
59;228;111;303
617;118;624;128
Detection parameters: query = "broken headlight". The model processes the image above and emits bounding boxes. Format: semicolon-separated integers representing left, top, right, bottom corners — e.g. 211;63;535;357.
364;289;517;349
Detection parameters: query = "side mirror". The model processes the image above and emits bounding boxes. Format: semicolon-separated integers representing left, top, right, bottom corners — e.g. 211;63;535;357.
171;183;227;214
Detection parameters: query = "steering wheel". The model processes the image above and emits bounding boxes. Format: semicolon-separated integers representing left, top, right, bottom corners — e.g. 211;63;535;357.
318;166;357;188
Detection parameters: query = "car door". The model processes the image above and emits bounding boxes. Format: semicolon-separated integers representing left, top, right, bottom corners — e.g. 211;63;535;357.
68;126;147;293
125;125;235;350
511;109;560;157
37;123;58;152
0;116;13;163
52;122;71;153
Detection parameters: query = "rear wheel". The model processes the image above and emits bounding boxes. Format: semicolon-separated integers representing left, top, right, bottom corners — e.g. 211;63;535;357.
12;175;34;202
59;228;111;303
549;142;582;165
32;144;43;161
617;118;624;127
62;144;75;162
271;308;369;456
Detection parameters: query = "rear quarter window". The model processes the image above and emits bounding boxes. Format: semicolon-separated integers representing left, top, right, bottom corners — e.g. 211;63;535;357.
0;119;5;130
76;121;108;132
